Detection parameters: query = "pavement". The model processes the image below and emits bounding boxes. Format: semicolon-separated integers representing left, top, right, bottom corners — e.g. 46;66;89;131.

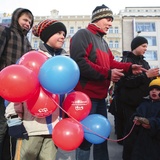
107;113;123;160
56;112;123;160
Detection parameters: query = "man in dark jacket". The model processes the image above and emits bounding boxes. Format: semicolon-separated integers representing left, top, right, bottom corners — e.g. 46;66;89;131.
111;36;159;159
0;8;34;160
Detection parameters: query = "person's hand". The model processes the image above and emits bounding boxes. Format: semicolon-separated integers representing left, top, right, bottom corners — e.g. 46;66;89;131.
145;68;159;78
133;116;141;125
132;64;147;74
137;117;149;125
133;116;150;129
111;69;124;82
7;117;28;139
142;123;151;129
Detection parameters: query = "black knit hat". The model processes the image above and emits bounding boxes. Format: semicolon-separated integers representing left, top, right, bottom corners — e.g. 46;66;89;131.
91;4;113;23
32;19;67;43
131;36;148;51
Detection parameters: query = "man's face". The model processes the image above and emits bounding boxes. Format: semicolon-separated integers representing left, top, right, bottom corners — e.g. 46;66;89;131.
95;18;113;33
18;13;32;31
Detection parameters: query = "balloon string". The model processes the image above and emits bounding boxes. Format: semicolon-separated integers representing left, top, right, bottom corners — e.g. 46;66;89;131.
50;95;136;143
107;121;136;142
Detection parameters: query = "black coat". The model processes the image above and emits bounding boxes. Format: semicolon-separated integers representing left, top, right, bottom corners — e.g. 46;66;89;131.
117;51;151;107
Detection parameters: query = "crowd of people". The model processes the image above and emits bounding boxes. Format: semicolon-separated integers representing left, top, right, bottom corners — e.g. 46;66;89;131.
0;4;160;160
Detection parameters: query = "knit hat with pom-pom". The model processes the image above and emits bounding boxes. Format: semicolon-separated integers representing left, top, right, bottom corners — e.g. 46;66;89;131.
91;4;113;23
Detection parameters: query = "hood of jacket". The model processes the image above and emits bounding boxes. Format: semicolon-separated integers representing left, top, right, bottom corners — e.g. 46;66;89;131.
10;8;34;35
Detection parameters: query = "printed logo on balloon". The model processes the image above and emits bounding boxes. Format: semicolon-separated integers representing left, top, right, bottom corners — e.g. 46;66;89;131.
63;91;91;121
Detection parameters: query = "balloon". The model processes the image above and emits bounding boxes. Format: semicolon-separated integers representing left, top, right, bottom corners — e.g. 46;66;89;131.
18;50;48;75
26;86;59;118
81;114;111;144
0;65;39;102
63;91;91;121
52;118;84;151
38;56;80;94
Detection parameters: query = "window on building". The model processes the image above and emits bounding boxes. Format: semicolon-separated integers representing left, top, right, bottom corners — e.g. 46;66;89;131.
136;22;156;32
146;36;157;46
63;41;66;48
109;27;113;33
33;41;38;50
2;18;11;24
144;50;157;61
150;65;159;68
70;27;74;34
114;55;121;61
114;41;119;48
78;26;81;30
1;18;11;26
114;27;119;34
109;40;113;48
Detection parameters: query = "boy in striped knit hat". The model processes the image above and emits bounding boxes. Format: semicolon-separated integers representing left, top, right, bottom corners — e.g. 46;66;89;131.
5;19;67;160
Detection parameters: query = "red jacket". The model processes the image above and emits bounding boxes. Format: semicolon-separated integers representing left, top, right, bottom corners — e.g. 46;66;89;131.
70;23;131;99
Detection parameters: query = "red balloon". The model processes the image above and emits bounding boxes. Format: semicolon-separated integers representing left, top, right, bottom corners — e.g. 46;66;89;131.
52;118;84;151
0;65;39;102
63;91;92;121
18;50;48;75
26;87;59;118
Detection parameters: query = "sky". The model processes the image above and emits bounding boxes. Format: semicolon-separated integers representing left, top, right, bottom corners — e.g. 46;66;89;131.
0;0;160;16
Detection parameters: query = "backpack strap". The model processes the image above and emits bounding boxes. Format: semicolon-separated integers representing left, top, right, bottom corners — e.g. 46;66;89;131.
0;26;11;70
3;27;11;54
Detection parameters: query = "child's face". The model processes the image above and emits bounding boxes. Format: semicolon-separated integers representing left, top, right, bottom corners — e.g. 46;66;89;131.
46;31;65;49
150;88;160;100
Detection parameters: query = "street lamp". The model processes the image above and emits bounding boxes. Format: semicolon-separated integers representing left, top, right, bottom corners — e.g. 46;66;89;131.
136;31;141;36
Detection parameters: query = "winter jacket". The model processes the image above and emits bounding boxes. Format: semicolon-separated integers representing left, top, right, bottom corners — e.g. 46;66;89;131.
0;8;34;70
5;43;67;136
123;98;160;160
5;102;59;136
70;23;132;99
116;51;151;107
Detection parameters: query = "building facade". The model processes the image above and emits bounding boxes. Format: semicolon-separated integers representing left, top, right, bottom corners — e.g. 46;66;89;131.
120;7;160;68
1;6;160;67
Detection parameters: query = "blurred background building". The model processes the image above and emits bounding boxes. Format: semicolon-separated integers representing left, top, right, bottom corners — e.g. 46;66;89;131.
0;6;160;68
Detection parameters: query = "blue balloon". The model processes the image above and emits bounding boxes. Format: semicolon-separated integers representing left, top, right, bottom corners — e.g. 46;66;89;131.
81;114;111;144
38;56;80;94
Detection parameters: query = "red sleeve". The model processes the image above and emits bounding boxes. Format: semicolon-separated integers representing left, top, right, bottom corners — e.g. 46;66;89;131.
109;49;132;73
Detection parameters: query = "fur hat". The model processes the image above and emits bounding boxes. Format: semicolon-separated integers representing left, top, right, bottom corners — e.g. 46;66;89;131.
149;78;160;91
32;19;67;43
131;36;148;51
91;4;113;23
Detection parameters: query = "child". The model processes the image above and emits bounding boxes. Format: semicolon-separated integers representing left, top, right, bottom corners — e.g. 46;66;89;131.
123;78;160;160
5;19;67;160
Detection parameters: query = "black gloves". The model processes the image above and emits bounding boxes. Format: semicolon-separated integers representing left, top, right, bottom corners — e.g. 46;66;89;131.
7;117;28;139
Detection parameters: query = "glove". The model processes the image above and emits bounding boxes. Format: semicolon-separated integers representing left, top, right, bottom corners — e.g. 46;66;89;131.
7;117;28;139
